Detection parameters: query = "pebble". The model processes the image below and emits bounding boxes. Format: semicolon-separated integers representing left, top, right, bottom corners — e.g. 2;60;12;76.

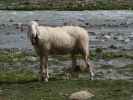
104;35;111;39
124;39;130;43
26;56;37;62
117;36;124;41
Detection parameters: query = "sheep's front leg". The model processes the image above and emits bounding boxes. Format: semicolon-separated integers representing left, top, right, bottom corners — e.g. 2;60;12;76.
44;54;49;82
40;55;49;82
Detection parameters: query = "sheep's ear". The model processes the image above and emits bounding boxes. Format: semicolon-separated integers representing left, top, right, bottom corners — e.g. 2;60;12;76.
32;25;40;39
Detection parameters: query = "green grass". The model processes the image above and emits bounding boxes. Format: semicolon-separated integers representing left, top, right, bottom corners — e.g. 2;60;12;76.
0;68;38;83
0;50;37;63
0;80;132;100
0;0;133;10
0;49;133;63
0;50;132;100
90;49;133;60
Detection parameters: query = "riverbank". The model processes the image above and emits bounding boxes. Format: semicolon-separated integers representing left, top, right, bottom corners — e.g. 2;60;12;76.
0;49;133;81
0;0;133;10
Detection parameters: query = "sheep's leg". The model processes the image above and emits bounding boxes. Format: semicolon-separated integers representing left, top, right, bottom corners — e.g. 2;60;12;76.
44;54;49;82
40;55;49;82
82;42;94;80
80;40;94;80
71;53;77;70
84;55;94;80
39;56;44;81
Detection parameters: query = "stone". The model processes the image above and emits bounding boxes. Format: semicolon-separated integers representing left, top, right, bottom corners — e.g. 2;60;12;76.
117;36;124;41
69;90;94;100
124;39;130;43
26;56;37;62
104;35;111;39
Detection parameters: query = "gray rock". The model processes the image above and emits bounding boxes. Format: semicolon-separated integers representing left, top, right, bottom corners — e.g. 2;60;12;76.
124;38;130;43
26;56;37;62
117;36;124;41
69;90;94;100
104;35;111;39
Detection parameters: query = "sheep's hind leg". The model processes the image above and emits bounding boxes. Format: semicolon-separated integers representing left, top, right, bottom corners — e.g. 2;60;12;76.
81;42;94;80
71;53;77;71
84;55;95;80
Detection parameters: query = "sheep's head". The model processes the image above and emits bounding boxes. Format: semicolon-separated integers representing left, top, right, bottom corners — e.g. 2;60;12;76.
28;21;39;45
29;21;39;27
17;21;39;45
28;21;38;37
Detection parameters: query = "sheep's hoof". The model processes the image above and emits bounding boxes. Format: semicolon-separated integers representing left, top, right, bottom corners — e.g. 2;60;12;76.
45;78;48;82
90;77;94;80
39;76;45;81
40;77;44;81
40;76;49;82
90;72;95;80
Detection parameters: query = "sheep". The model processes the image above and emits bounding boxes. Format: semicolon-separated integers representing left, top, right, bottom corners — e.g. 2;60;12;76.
26;21;94;81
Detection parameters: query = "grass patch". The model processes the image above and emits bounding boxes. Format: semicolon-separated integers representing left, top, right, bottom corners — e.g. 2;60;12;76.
0;68;38;83
0;50;37;63
0;0;133;10
0;49;133;64
0;80;132;100
117;64;133;74
90;49;133;60
0;49;132;99
0;51;26;62
125;64;133;72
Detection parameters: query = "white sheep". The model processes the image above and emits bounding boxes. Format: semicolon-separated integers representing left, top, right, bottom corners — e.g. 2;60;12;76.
27;21;94;81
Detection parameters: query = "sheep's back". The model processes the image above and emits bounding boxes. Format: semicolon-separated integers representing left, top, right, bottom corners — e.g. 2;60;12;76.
37;26;76;50
62;26;89;40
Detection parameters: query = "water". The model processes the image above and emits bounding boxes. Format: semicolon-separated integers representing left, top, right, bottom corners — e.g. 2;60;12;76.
0;10;133;50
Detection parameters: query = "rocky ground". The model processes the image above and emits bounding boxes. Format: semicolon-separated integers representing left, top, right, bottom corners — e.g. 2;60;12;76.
0;10;133;80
